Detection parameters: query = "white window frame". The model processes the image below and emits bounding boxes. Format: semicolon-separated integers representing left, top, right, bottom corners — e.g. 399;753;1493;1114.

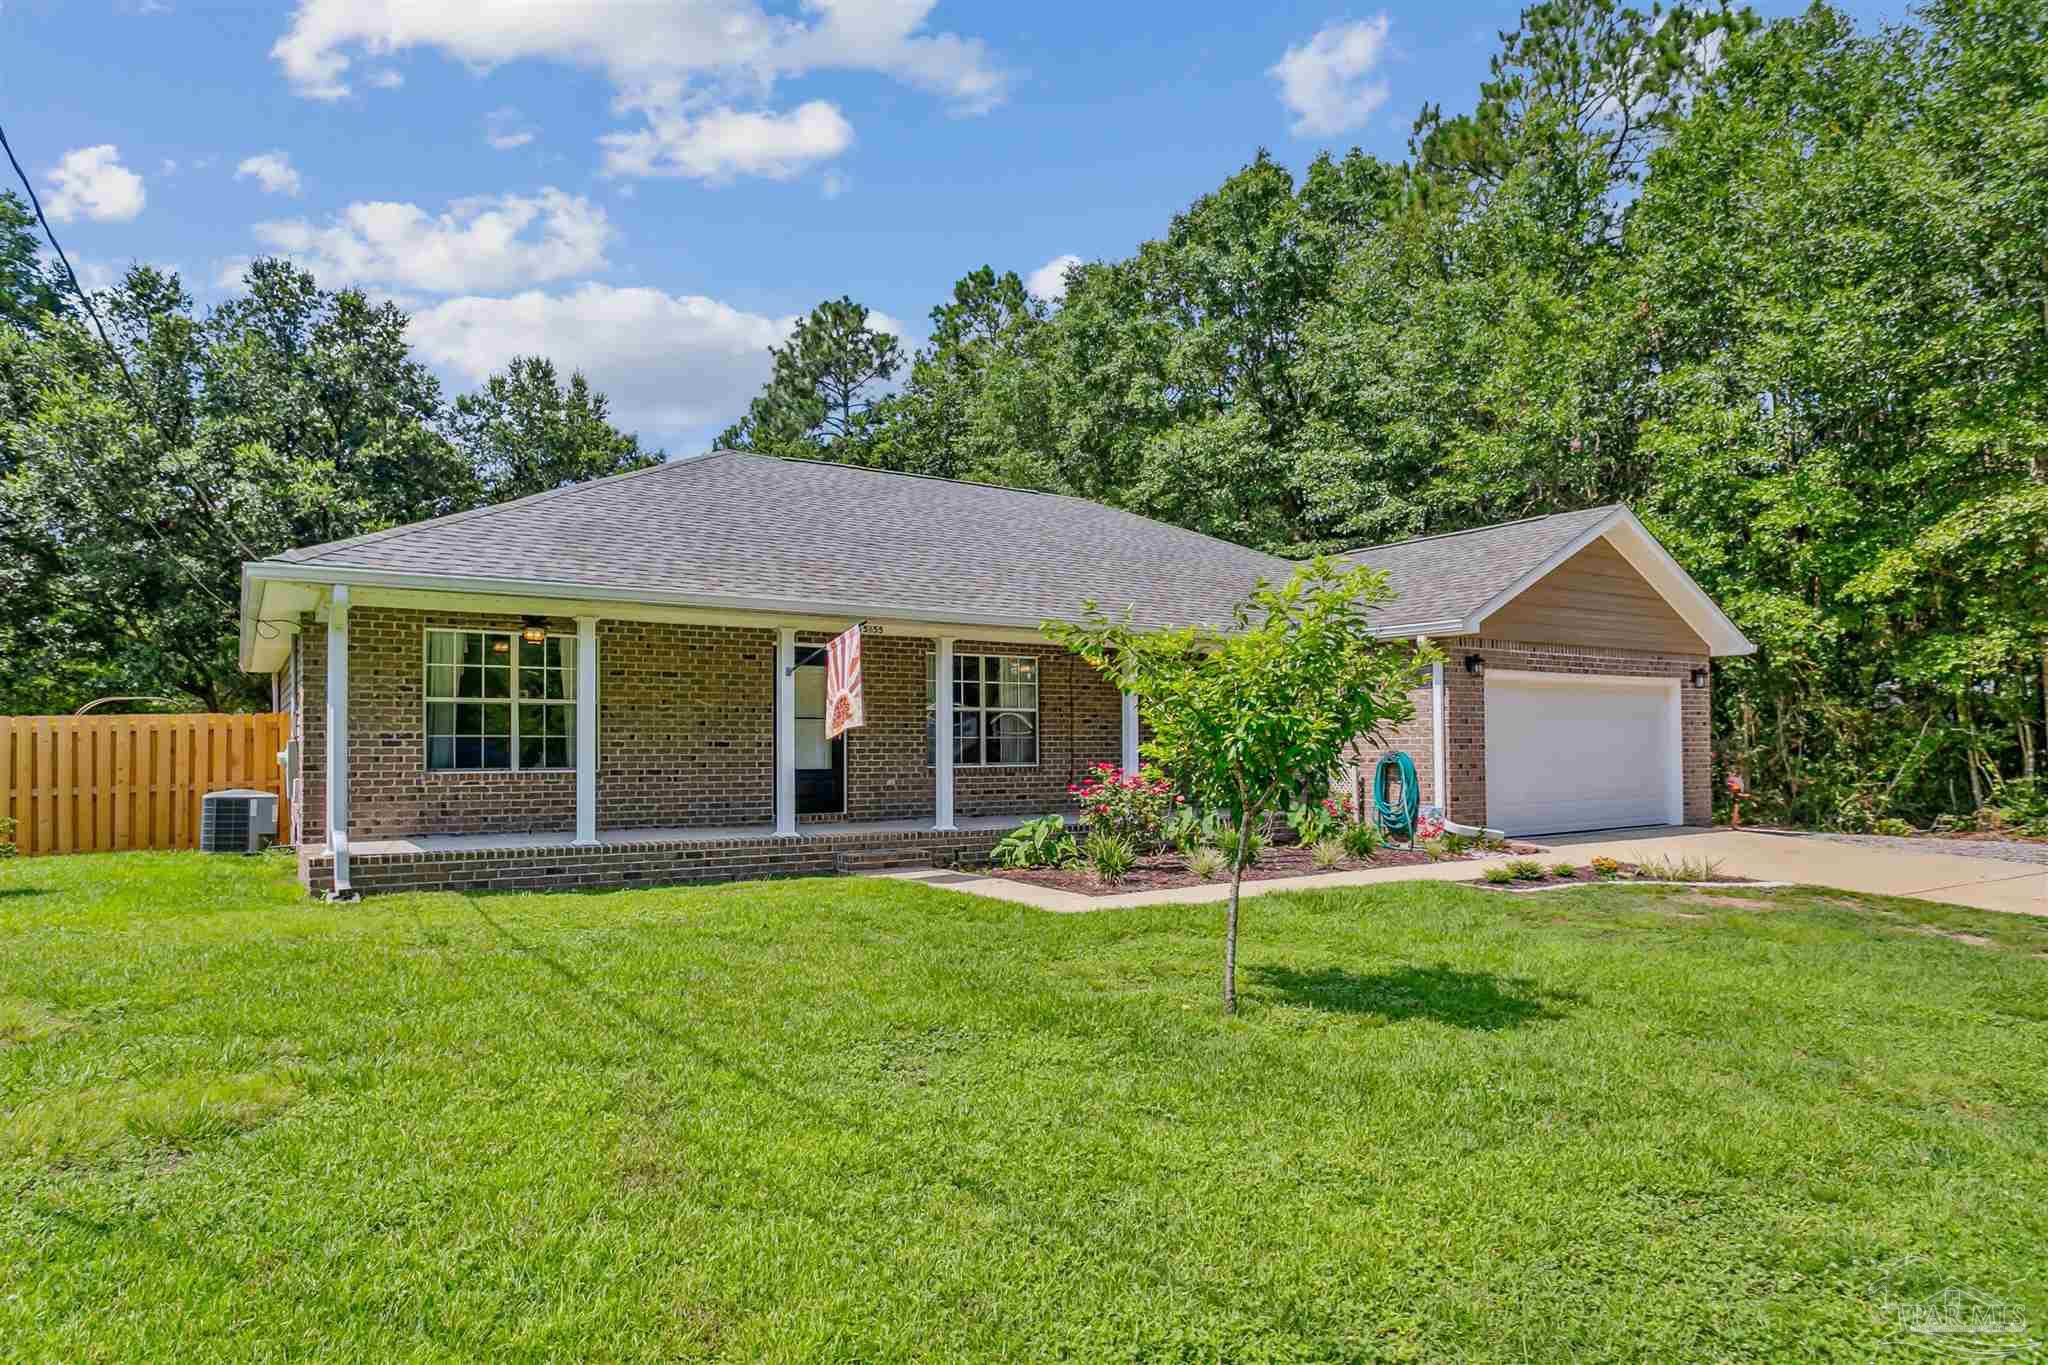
927;651;1040;769
421;627;579;774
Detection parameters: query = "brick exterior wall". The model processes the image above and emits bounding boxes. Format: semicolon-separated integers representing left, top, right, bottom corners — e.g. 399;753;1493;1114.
1348;638;1710;830
285;608;1123;845
798;631;1121;823
300;826;1016;897
1346;646;1437;814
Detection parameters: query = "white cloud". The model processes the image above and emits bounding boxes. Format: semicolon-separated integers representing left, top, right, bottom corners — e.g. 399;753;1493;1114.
1270;15;1393;137
600;101;853;182
270;0;1003;179
408;283;798;438
484;107;536;151
251;188;614;294
45;145;146;223
367;67;405;88
236;151;303;197
1026;253;1081;303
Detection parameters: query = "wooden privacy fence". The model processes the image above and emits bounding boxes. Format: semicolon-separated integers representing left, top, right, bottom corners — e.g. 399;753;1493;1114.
1;713;290;857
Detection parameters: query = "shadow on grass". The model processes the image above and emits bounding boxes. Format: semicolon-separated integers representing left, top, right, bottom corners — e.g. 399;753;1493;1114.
0;887;49;900
1249;963;1578;1029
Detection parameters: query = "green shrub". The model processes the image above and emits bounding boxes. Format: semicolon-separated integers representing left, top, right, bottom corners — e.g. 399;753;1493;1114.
1183;846;1227;880
1871;817;1915;837
992;815;1077;870
1214;824;1263;868
1071;764;1178;850
1084;831;1138;885
1548;862;1578;879
1419;838;1450;860
1982;777;2048;836
1286;799;1348;847
1481;865;1516;885
1635;854;1725;882
1310;838;1346;870
0;815;15;859
1341;821;1384;859
1505;858;1547;880
1441;832;1473;855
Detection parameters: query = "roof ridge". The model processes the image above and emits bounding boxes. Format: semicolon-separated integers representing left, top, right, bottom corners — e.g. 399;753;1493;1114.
281;452;725;565
1335;504;1621;556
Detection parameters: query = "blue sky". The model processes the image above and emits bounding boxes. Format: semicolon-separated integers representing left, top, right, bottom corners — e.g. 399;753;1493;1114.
6;0;1906;453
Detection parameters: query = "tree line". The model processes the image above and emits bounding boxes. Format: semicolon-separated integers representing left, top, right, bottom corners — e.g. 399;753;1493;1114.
0;239;656;713
719;0;2046;830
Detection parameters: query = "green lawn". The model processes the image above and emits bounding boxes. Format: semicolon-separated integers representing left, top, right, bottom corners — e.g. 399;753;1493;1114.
3;855;2044;1361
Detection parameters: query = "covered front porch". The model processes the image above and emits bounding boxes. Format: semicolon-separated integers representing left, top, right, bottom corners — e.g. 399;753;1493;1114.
268;579;1141;897
298;813;1068;898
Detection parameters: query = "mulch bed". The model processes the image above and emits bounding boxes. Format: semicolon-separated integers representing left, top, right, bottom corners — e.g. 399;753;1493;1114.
990;840;1544;898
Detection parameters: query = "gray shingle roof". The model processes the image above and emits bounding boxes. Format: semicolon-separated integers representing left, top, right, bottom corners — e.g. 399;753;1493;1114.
270;451;1300;633
259;452;1635;637
1331;505;1622;634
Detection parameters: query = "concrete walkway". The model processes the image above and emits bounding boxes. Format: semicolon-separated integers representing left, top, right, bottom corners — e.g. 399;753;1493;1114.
874;826;2046;915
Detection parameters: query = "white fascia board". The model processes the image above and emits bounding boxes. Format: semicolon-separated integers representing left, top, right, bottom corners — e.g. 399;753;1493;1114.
240;561;1080;646
1463;507;1756;657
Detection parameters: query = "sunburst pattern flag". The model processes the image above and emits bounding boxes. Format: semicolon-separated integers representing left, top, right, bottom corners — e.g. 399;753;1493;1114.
825;624;864;739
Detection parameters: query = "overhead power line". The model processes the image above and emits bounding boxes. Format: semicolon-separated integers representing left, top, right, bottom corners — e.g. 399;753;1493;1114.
0;117;242;619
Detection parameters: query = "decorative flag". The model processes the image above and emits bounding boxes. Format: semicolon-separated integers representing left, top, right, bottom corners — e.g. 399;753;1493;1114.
825;624;865;739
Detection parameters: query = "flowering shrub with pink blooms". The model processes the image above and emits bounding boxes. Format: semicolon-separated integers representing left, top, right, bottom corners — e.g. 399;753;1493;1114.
1414;805;1446;842
1068;762;1181;850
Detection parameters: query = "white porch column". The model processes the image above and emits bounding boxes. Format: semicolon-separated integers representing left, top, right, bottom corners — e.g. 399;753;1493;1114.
774;627;798;836
324;585;353;900
1120;691;1141;773
933;636;957;831
574;616;600;845
1424;635;1447;809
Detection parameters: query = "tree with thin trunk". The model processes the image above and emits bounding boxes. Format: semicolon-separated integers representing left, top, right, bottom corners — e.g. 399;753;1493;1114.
1047;560;1428;1012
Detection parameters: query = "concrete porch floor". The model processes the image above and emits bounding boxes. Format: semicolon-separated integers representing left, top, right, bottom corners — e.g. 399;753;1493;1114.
312;812;1058;859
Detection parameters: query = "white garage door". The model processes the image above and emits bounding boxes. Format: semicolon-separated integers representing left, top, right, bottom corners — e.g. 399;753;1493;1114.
1484;672;1680;836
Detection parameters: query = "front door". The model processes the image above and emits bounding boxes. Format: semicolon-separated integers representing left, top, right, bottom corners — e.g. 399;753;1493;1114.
793;646;846;816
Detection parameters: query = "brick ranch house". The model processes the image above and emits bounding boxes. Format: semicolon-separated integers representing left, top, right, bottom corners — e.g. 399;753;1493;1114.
237;451;1752;897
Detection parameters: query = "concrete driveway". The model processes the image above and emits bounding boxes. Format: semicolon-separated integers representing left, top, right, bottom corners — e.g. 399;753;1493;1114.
1528;827;2046;915
886;825;2047;915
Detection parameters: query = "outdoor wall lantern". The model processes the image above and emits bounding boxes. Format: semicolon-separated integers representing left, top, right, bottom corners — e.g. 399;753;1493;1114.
1463;654;1485;675
1690;667;1709;689
520;617;548;646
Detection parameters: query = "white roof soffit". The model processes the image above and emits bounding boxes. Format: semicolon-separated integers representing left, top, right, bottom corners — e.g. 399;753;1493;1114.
1465;506;1755;657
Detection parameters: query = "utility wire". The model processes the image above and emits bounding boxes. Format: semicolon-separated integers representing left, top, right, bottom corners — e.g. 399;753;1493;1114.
1;117;241;619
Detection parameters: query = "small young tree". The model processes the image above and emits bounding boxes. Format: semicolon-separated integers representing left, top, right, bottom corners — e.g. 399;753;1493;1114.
1047;560;1430;1012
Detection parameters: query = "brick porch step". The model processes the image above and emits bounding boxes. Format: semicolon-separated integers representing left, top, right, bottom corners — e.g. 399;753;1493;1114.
835;846;943;874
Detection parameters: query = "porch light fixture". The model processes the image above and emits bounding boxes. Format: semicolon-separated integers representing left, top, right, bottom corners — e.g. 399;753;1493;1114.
490;637;511;655
1463;654;1485;675
520;617;548;646
1690;667;1709;689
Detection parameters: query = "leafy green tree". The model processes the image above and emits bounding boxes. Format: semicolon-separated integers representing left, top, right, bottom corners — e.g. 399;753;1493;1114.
1047;561;1425;1012
865;266;1052;482
717;296;902;461
449;356;659;501
0;190;63;334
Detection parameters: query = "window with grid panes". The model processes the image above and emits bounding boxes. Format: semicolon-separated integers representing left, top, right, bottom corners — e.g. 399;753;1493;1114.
925;652;1038;766
423;629;577;771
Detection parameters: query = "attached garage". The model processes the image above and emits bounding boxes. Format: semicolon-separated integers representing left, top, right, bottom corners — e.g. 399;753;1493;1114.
1337;504;1755;837
1483;672;1681;835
